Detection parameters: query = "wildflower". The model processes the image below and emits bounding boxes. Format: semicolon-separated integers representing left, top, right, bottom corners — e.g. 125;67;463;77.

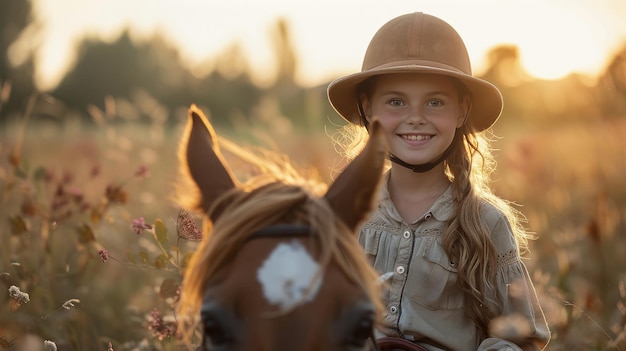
62;299;80;310
61;171;74;184
20;197;38;216
51;186;72;221
67;186;84;203
8;285;29;311
108;342;114;351
98;249;109;262
172;287;181;304
105;184;128;204
148;308;179;341
43;340;57;351
90;164;100;178
8;152;20;167
43;168;55;183
8;285;29;302
132;217;152;235
177;210;203;241
9;215;28;235
134;165;149;178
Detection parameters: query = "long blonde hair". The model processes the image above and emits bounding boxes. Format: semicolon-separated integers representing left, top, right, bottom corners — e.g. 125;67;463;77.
443;124;531;336
332;105;532;338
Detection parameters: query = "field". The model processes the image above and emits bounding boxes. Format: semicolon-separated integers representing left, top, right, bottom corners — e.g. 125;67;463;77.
1;100;625;350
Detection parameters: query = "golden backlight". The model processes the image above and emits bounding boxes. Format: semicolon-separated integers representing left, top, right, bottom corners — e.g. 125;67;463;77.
27;0;626;90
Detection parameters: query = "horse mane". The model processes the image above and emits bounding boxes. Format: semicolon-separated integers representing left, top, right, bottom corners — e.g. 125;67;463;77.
176;133;383;342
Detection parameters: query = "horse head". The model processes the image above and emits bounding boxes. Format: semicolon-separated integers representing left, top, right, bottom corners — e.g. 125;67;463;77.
177;104;387;351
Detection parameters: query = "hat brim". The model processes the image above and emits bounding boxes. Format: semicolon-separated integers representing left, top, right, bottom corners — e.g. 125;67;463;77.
327;64;503;132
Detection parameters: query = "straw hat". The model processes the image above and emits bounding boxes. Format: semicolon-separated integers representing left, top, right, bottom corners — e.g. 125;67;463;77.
327;12;503;132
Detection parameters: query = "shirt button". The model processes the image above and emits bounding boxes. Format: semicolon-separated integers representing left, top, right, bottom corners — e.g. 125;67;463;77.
396;266;405;274
424;212;432;220
389;306;398;314
403;230;411;239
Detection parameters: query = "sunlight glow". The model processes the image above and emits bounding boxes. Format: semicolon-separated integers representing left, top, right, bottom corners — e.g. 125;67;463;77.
29;0;626;90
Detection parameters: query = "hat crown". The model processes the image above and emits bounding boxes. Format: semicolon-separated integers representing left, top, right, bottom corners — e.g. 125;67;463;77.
362;12;471;75
327;12;503;132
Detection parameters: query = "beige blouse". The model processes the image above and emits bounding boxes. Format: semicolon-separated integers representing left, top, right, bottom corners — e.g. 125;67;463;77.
358;174;550;351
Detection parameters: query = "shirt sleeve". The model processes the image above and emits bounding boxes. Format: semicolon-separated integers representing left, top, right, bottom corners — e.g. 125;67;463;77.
486;210;551;350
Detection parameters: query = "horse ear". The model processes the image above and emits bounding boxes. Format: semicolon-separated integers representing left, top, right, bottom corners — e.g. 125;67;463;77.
181;105;240;220
324;119;387;231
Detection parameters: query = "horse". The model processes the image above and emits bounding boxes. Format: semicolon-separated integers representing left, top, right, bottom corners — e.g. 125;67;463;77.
175;104;399;351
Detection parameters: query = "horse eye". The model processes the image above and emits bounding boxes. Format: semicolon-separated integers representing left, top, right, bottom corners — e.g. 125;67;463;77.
346;316;374;348
203;316;232;348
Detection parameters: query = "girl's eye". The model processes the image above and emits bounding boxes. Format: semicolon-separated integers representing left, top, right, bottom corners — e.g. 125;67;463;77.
388;98;404;107
426;99;444;107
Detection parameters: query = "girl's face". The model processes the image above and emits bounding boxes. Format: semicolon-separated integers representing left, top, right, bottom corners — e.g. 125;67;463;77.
363;73;468;167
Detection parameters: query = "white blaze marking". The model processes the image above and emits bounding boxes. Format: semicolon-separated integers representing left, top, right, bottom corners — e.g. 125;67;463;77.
256;240;321;310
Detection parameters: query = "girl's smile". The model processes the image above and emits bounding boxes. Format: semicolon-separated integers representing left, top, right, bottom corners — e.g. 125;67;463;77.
363;73;468;167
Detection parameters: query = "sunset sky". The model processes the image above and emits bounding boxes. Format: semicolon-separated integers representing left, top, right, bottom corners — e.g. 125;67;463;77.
24;0;626;90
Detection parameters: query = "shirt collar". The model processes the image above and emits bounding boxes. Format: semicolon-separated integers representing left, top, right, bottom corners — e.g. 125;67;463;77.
378;171;455;223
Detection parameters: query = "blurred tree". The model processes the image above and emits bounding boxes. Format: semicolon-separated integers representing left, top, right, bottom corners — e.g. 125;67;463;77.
52;31;142;110
267;18;310;127
190;42;263;126
480;45;532;88
0;0;36;120
479;44;603;124
598;44;626;116
50;30;264;126
478;45;534;123
271;18;297;89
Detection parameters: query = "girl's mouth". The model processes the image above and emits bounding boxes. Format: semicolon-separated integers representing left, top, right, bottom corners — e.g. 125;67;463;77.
399;134;433;141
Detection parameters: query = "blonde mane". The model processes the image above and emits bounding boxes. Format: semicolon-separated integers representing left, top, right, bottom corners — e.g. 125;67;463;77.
176;136;383;343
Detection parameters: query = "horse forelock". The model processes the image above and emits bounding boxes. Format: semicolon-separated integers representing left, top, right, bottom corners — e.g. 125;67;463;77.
179;176;383;328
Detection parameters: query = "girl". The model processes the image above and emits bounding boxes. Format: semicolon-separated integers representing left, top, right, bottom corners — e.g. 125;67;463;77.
327;12;550;351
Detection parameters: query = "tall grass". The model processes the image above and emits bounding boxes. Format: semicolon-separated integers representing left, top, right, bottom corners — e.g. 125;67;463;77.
1;91;625;350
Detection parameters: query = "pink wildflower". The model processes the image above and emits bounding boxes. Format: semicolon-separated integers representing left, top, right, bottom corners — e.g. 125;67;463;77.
98;249;109;262
67;187;84;203
90;164;100;178
132;217;152;235
134;165;149;178
148;308;178;340
61;171;74;184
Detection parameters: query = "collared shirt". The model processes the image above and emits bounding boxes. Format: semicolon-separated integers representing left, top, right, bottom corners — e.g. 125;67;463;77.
358;172;550;351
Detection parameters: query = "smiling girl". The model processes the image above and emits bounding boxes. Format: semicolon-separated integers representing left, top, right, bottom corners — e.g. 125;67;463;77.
327;12;550;351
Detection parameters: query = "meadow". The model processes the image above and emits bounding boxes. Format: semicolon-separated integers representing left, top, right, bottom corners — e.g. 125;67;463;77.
1;92;625;351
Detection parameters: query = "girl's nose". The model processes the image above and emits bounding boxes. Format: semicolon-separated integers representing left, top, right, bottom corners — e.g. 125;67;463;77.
406;107;425;125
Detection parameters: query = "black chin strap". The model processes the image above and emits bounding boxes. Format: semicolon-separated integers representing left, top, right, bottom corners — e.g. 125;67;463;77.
388;137;456;173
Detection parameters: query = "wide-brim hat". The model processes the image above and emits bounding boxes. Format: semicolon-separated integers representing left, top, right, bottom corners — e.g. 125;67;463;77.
327;12;503;132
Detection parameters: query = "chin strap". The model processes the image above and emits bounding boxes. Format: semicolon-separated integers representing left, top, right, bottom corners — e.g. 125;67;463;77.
388;147;450;173
388;133;458;173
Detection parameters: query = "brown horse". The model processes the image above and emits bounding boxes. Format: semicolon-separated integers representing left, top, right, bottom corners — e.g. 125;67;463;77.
176;105;398;351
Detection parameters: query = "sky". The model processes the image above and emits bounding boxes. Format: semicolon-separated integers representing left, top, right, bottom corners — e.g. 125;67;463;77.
22;0;626;90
